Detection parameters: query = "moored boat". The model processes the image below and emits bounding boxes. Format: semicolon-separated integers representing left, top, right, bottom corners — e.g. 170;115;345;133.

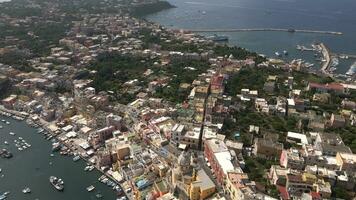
49;176;64;191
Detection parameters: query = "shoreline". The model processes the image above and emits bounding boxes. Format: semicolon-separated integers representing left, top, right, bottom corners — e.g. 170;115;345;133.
0;106;129;199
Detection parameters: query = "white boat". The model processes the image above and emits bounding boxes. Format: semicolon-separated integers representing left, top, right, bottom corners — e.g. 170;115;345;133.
275;52;281;57
4;141;8;145
9;132;15;136
88;166;95;171
73;155;80;162
0;125;3;129
22;187;31;194
86;185;95;192
5;121;10;125
18;148;23;151
346;62;356;76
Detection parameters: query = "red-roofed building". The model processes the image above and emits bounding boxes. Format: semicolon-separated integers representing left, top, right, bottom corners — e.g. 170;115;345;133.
310;192;322;200
277;186;290;200
210;74;225;95
307;82;344;94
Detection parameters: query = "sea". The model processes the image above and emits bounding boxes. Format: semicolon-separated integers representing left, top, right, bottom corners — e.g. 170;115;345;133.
0;116;117;200
145;0;356;74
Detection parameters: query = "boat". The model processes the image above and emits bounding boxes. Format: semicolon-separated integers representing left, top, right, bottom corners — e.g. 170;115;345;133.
96;193;103;198
275;52;281;57
0;149;13;159
283;50;288;56
207;34;229;42
52;143;61;152
88;166;95;171
0;125;3;129
4;141;8;145
5;121;10;125
49;176;64;191
9;132;15;136
330;57;339;67
0;191;10;200
86;185;95;192
73;155;81;162
0;168;2;173
22;187;31;194
346;62;356;76
84;165;91;171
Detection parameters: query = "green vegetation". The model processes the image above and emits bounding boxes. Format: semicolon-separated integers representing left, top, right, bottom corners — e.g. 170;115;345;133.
131;1;174;17
154;60;210;103
222;107;298;146
244;157;279;198
213;45;266;64
88;52;157;103
327;126;356;153
332;186;352;199
226;67;267;96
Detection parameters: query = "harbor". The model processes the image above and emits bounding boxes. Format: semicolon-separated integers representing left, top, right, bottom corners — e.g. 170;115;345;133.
0;113;118;200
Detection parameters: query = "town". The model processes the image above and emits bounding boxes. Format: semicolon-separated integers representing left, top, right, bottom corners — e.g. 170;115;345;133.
0;0;356;199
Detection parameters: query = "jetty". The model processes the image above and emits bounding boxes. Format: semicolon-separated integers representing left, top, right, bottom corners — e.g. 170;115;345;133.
319;43;332;75
189;28;343;35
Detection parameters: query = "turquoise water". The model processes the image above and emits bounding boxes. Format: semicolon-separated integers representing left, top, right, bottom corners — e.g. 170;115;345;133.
145;0;356;73
0;117;117;200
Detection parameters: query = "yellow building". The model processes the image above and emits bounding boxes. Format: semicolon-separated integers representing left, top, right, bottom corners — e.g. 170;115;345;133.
302;173;317;184
189;169;216;200
226;171;254;200
336;152;356;172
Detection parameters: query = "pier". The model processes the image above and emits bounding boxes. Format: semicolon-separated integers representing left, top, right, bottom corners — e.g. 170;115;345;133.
319;43;332;75
335;53;356;59
189;28;343;35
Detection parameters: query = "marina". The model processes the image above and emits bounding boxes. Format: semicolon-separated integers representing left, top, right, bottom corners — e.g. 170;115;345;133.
0;114;118;200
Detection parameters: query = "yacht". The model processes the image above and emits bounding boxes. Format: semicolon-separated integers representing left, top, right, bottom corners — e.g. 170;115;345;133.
22;187;31;194
86;185;95;192
73;155;81;162
49;176;64;191
52;143;61;152
346;62;356;76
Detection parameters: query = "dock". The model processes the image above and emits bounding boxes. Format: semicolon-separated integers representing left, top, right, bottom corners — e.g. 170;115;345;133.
189;28;343;35
319;43;332;76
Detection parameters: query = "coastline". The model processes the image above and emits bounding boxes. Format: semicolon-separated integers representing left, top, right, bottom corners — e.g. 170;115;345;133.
0;106;129;199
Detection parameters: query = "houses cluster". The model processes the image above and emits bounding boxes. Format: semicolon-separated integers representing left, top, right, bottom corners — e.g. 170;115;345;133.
1;0;356;199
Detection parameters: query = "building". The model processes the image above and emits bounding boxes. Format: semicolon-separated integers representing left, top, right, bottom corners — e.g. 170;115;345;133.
189;169;216;200
335;152;356;173
253;138;283;160
329;113;345;128
226;171;255;200
315;132;352;156
204;139;235;185
286;174;313;196
106;113;122;130
2;95;17;109
286;132;308;146
280;149;305;170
